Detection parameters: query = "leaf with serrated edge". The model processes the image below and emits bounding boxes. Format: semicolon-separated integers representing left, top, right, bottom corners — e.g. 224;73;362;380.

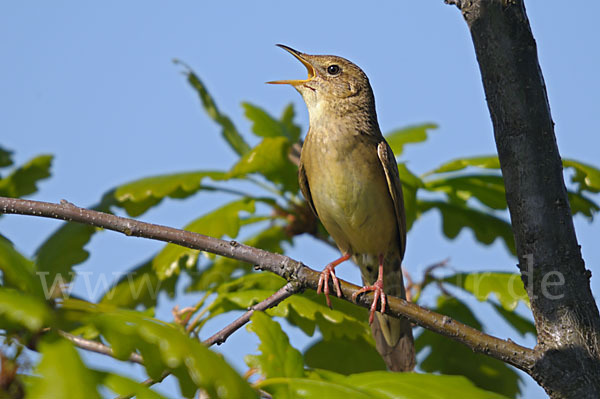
229;136;298;192
304;336;385;375
427;156;500;175
491;303;536;337
100;259;177;309
0;146;13;168
280;103;302;142
415;296;520;398
563;158;600;193
75;304;258;398
385;123;438;157
245;312;304;379
418;200;516;255
205;273;371;341
208;273;372;340
0;288;51;331
258;371;510;399
152;198;255;280
229;136;290;175
101;372;170;399
426;174;507;210
568;191;600;219
443;272;529;310
0;237;41;297
181;65;251;156
35;222;97;287
114;171;228;217
186;225;289;292
243;102;288;138
28;337;102;399
0;154;52;197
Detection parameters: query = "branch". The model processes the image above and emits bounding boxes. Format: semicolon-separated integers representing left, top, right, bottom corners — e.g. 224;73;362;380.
203;281;301;346
58;330;143;365
0;196;536;371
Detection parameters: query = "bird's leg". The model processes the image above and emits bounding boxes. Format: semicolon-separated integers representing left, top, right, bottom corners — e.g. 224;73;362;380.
317;253;351;308
352;254;386;324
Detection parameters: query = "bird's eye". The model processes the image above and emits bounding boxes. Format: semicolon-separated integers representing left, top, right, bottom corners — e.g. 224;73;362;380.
327;64;341;75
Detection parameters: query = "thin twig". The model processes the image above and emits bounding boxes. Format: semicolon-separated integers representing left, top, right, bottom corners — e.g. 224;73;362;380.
203;281;301;346
0;197;537;371
58;330;143;364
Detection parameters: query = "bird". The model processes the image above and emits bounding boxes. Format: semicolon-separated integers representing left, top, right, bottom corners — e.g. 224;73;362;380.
268;44;415;371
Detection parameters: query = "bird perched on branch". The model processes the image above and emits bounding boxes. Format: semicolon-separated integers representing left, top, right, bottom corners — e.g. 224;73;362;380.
269;44;415;371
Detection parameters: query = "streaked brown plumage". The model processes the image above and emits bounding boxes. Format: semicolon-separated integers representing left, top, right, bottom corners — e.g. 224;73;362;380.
269;44;415;371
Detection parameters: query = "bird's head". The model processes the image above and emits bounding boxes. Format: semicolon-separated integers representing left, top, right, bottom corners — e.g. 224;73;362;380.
268;44;376;124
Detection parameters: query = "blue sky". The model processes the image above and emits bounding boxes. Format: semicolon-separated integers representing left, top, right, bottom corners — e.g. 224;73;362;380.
2;2;599;398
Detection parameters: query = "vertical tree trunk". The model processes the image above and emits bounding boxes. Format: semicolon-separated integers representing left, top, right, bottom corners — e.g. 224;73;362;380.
446;0;600;397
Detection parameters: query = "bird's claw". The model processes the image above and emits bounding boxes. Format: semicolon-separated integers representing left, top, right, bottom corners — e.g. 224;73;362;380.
317;263;342;308
352;280;386;324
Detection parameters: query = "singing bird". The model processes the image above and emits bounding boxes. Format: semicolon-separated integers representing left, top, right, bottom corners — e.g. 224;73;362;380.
269;45;415;371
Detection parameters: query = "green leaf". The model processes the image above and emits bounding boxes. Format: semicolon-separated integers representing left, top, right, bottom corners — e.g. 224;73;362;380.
0;154;52;197
568;191;600;219
229;137;290;176
0;146;13;168
0;288;52;331
35;222;97;288
205;273;371;341
397;163;423;231
114;170;228;217
243;102;294;139
260;377;373;399
101;372;171;399
245;311;304;380
385;123;438;157
563;158;600;194
418;200;516;255
100;259;177;309
88;307;257;398
34;194;115;288
402;184;418;231
229;137;298;192
280;103;302;142
397;162;424;189
491;303;536;337
304;335;385;375
28;337;101;399
187;225;289;292
427;156;500;175
152;198;255;279
258;371;511;399
180;64;250;156
426;174;507;210
0;236;41;297
443;272;529;310
415;296;520;398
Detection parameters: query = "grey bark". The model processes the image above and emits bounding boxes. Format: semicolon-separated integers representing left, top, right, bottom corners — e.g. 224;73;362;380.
446;0;600;397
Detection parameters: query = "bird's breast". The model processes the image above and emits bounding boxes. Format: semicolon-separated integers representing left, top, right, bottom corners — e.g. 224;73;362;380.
302;130;398;256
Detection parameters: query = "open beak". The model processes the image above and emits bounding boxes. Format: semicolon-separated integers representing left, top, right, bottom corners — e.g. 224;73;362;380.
267;44;316;86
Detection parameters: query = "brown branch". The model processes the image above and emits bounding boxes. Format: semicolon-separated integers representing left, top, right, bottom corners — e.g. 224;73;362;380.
58;330;143;364
0;196;536;371
203;281;301;346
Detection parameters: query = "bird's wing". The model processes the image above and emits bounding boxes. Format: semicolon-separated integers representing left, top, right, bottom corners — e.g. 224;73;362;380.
377;140;407;259
298;160;318;218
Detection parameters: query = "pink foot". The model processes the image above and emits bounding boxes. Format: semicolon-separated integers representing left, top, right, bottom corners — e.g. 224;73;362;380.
317;253;351;308
352;279;386;324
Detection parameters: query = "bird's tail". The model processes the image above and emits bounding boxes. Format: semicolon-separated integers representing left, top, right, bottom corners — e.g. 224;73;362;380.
359;255;415;372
